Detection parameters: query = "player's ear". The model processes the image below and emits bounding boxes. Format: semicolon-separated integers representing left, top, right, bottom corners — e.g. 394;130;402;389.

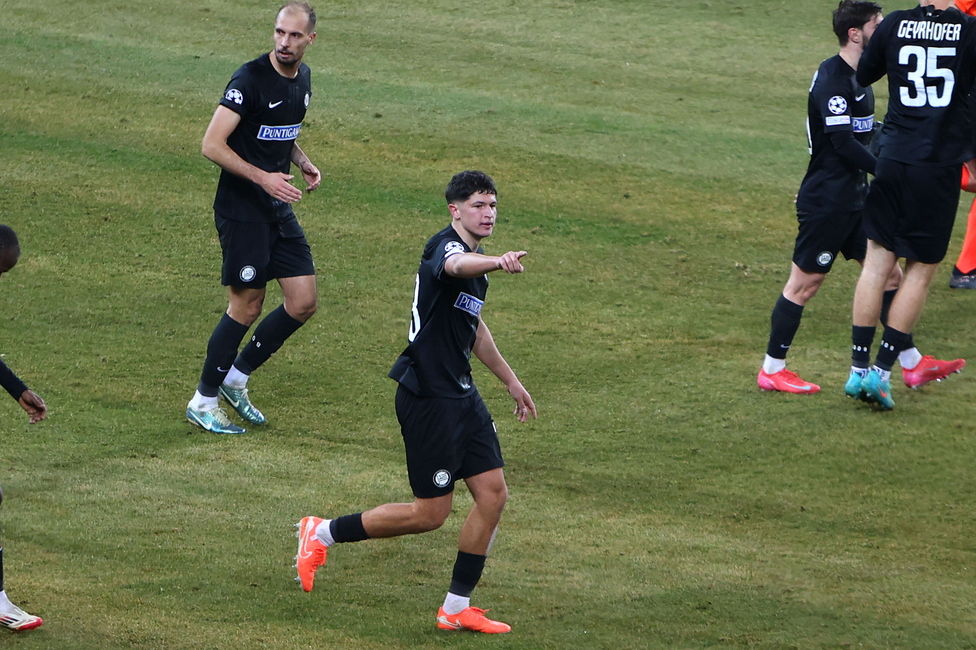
448;203;460;219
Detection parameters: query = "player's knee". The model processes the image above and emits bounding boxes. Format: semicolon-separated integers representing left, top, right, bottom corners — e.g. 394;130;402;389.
297;298;317;321
415;507;449;533
284;295;317;323
244;301;265;323
493;483;509;515
784;276;824;305
410;498;451;532
799;281;823;303
479;481;508;517
229;299;264;326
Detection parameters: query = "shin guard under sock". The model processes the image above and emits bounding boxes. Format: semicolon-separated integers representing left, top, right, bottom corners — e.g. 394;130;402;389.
198;314;250;397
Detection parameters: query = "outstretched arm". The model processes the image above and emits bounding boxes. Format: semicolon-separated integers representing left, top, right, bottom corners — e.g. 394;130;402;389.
445;250;527;279
472;318;536;423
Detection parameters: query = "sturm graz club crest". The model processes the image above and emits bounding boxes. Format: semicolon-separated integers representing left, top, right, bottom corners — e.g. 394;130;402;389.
240;265;257;282
828;95;848;115
817;252;833;266
433;469;451;488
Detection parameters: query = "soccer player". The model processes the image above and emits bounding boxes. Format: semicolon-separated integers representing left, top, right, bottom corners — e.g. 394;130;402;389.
948;0;976;289
294;171;536;634
0;487;41;632
948;159;976;288
848;0;976;409
186;2;321;434
0;227;46;425
758;1;960;395
0;225;44;632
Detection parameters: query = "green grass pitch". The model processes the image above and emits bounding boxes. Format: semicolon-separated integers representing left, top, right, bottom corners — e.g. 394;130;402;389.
1;1;975;648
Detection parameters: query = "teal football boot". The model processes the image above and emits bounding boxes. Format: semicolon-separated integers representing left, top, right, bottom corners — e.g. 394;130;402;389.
219;385;267;425
186;405;246;434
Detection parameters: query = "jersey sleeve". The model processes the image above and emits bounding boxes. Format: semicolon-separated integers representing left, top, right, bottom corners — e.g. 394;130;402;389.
856;16;892;88
429;238;467;280
813;72;855;135
0;358;28;401
828;130;878;175
218;66;258;118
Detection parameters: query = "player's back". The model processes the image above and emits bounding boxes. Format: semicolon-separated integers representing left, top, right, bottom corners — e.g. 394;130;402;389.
857;4;976;165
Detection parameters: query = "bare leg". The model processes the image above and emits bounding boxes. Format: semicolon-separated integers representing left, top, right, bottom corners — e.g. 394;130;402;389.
781;262;826;306
886;259;941;334
362;493;453;538
853;240;899;327
227;285;266;326
458;469;508;555
278;274;318;322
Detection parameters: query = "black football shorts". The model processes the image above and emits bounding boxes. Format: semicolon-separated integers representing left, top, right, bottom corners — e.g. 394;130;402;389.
862;159;962;264
395;384;504;499
792;209;867;273
215;212;315;289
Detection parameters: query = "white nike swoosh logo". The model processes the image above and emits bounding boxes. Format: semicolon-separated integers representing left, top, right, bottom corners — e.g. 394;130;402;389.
437;616;463;630
784;383;813;392
269;101;283;109
855;94;866;101
298;523;317;559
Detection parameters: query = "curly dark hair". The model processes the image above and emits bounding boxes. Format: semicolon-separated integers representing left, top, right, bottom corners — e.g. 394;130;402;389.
445;171;497;204
834;1;883;46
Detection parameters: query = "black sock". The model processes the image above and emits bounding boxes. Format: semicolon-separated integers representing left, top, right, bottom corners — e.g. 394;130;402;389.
875;326;913;372
234;305;304;375
851;326;875;369
448;551;487;598
880;289;896;327
198;314;250;397
330;513;369;544
880;290;915;350
765;295;804;360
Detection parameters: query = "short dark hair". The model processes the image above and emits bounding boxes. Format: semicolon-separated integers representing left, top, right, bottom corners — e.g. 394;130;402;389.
834;1;882;46
0;225;19;252
445;170;497;204
279;1;316;33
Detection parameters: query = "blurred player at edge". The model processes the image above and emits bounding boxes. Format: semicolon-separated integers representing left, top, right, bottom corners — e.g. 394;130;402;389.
758;1;960;395
0;225;45;632
947;0;976;288
847;0;975;410
186;2;321;434
293;171;536;634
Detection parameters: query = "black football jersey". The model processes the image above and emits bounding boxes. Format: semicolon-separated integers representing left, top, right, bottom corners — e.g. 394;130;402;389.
796;55;875;213
389;226;489;398
213;54;312;222
857;5;976;165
